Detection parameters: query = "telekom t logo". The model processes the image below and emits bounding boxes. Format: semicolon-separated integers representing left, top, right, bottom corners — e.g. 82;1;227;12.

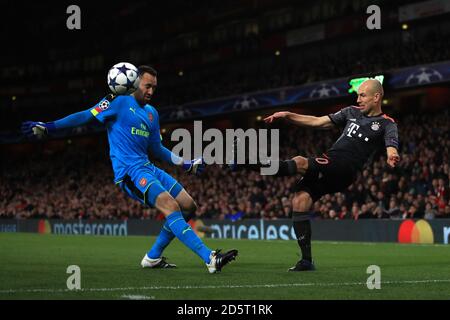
347;123;360;137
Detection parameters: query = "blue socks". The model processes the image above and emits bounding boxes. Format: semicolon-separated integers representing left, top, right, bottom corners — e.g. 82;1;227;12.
164;211;212;263
147;221;175;259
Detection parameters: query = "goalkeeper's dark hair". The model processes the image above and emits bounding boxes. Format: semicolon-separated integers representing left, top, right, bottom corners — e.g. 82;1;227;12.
138;65;157;77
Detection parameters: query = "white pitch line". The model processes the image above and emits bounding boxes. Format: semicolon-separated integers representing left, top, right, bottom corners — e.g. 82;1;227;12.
121;294;154;300
1;279;450;294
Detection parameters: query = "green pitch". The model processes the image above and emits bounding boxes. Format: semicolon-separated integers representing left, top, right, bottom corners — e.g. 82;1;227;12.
1;233;449;300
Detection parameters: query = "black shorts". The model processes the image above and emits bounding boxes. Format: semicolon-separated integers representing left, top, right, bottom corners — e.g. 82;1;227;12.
293;154;358;203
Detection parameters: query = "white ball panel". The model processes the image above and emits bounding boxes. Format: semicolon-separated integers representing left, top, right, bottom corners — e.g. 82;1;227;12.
108;68;119;78
115;73;128;85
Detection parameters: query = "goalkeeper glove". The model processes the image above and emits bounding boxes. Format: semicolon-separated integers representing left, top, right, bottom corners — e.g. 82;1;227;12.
182;158;205;175
21;121;56;139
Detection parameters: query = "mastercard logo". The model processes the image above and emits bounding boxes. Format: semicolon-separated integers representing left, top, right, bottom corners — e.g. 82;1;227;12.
398;219;434;244
38;219;52;234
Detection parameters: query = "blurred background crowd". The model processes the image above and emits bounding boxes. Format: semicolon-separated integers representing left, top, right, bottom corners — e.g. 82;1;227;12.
2;0;449;130
1;0;449;221
1;110;448;221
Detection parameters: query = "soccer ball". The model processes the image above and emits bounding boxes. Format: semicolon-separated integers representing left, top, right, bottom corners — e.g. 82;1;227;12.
107;62;140;95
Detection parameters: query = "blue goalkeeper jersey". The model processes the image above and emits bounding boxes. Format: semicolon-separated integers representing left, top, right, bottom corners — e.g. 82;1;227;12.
89;94;179;183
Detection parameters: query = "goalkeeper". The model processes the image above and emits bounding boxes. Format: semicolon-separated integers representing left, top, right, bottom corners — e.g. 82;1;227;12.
21;65;238;273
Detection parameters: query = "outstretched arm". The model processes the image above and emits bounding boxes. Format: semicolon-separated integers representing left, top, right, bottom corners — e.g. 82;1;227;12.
53;109;96;129
21;95;118;138
264;112;334;129
21;109;96;138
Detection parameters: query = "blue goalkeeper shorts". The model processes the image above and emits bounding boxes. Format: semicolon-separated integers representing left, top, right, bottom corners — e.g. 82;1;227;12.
116;163;184;207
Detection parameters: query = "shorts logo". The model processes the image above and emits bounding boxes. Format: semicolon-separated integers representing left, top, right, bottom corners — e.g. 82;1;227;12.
371;121;380;131
148;113;153;122
398;219;434;244
139;177;148;187
315;157;329;165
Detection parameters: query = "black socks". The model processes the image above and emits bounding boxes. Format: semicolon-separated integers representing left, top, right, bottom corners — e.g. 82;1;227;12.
292;212;312;262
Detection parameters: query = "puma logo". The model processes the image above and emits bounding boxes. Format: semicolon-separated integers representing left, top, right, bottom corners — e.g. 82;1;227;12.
182;227;192;235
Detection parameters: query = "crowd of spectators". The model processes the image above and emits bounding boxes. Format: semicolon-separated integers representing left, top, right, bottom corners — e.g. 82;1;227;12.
161;28;450;106
3;1;450;122
4;26;449;115
1;109;448;221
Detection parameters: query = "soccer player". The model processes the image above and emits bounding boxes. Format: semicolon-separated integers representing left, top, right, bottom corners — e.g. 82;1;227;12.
21;65;238;273
233;79;399;271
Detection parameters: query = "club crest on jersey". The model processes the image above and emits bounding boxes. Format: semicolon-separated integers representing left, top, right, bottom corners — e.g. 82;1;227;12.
148;113;153;122
139;177;147;187
371;121;380;131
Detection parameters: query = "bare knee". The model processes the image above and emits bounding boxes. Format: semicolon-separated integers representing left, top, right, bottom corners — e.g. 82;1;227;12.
182;199;198;214
155;192;181;216
292;192;313;212
175;190;198;214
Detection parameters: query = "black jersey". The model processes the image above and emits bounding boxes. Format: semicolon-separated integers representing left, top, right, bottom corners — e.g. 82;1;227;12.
327;106;399;170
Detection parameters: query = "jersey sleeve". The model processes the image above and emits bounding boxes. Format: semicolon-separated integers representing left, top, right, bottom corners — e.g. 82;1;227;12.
90;94;119;123
53;109;96;130
328;106;353;126
148;108;183;165
384;121;399;149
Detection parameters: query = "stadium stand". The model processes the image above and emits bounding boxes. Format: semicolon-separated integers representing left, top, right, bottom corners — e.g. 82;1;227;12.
2;0;450;131
1;0;449;221
1;109;448;220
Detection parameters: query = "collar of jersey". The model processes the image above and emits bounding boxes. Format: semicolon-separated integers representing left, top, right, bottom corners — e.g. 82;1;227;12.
130;94;147;108
363;112;384;118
